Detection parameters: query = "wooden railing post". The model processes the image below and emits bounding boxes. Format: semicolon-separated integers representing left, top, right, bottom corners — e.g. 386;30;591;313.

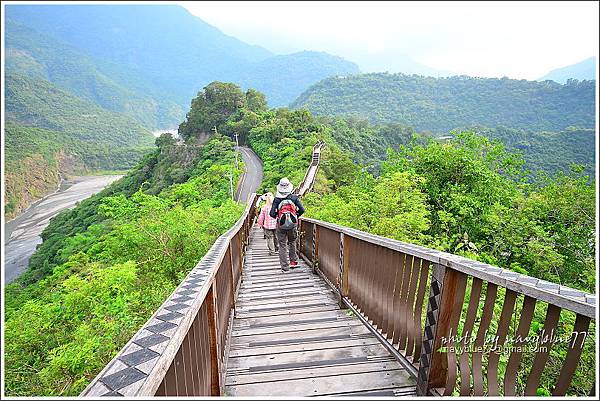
206;282;222;396
416;263;460;395
228;243;236;314
337;233;350;309
312;224;319;275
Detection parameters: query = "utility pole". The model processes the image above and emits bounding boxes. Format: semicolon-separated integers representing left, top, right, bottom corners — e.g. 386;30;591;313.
234;132;240;168
229;169;234;201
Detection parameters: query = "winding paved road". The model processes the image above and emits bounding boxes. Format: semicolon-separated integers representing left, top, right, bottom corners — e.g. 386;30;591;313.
4;175;122;284
236;146;263;203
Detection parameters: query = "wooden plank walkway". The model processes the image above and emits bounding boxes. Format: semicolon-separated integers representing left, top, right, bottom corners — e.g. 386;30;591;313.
224;226;417;397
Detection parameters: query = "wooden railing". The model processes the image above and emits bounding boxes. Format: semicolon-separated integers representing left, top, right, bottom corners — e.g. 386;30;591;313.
81;194;258;397
295;140;325;196
297;217;596;397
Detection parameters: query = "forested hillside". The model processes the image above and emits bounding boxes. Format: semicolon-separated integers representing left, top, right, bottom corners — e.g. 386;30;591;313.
4;123;150;219
5;18;184;129
476;126;596;177
4;133;245;395
291;73;595;132
6;74;153;147
4;73;155;218
5;4;358;108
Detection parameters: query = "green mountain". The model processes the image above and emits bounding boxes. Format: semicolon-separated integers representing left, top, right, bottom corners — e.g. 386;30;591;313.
4;73;154;218
539;57;596;83
469;126;596;178
4;122;151;219
5;18;184;130
3;4;357;219
291;73;596;132
5;4;359;108
5;73;153;147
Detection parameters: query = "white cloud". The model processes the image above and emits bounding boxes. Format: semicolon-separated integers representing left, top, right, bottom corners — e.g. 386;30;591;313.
180;1;598;79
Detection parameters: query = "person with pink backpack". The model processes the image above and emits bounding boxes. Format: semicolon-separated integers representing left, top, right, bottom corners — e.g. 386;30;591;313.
269;178;305;272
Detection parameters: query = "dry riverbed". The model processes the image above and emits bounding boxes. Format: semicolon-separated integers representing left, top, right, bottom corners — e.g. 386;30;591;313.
4;175;122;284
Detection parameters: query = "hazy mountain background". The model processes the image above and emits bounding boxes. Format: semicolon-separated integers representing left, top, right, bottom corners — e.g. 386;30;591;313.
5;4;358;115
538;57;596;83
3;3;358;218
3;3;596;220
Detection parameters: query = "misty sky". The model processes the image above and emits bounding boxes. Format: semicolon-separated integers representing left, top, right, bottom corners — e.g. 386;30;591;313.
181;1;598;80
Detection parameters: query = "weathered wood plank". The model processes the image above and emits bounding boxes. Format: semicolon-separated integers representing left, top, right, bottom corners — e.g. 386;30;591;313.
235;304;340;319
227;369;415;396
229;325;372;348
228;337;382;358
226;344;392;370
230;319;365;338
236;293;336;309
226;359;400;385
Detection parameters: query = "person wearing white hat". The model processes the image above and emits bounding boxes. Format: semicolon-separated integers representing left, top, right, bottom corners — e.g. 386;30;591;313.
269;177;305;272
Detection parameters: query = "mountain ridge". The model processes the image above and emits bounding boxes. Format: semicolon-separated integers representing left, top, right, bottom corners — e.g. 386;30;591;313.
5;4;358;108
538;56;596;83
291;72;596;133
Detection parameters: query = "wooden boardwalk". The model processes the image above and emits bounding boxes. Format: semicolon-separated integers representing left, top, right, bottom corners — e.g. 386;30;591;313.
224;226;417;397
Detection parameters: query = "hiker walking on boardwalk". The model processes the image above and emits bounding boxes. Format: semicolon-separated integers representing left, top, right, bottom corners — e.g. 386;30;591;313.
270;178;305;272
255;192;269;238
257;192;279;255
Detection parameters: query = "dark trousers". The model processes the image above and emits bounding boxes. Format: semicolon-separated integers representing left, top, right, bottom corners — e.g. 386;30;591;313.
276;228;297;270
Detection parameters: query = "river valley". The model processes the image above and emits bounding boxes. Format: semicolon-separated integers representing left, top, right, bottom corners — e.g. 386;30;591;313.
4;175;122;284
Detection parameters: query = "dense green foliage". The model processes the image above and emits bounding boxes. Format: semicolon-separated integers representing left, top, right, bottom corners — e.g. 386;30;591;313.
5;73;153;147
305;132;596;292
6;5;358;108
479;126;596;178
178;83;364;193
292;73;595;133
179;83;267;141
302;132;596;395
4;135;245;396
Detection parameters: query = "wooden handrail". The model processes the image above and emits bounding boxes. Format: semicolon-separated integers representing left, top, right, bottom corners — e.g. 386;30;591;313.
81;193;259;397
300;217;594;318
298;217;596;397
295;140;325;196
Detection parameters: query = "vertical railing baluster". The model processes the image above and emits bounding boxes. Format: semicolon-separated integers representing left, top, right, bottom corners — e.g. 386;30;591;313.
524;304;561;395
337;232;350;309
417;264;463;395
552;314;592;395
312;223;319;274
442;271;467;396
487;289;517;395
206;282;222;395
503;296;536;395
